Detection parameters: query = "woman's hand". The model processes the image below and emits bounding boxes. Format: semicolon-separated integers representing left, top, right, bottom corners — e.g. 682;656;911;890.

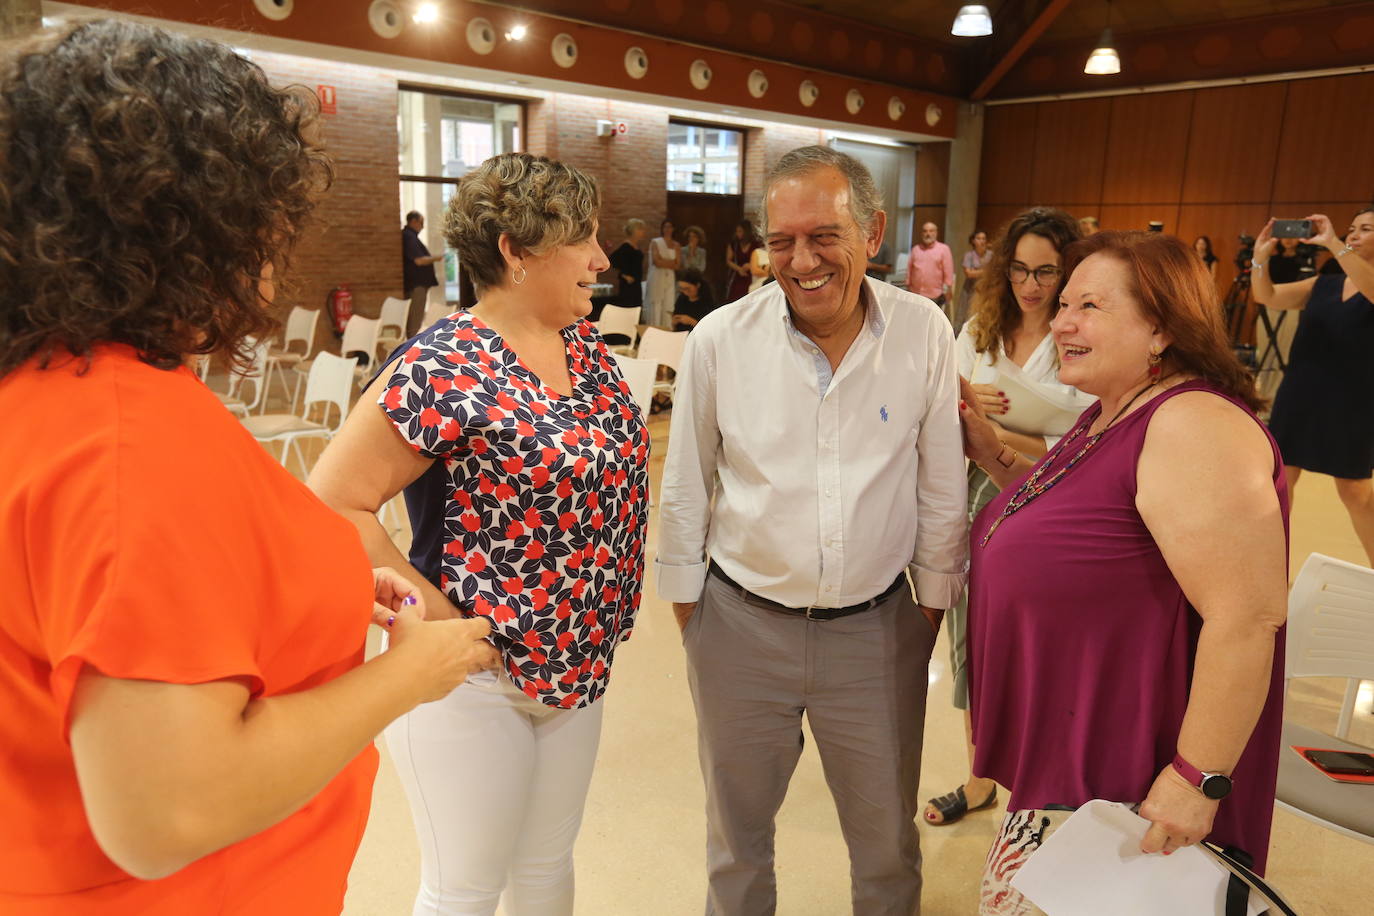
1253;219;1278;263
378;601;500;704
1302;213;1343;253
373;566;426;619
970;382;1009;416
1138;764;1220;857
958;376;1004;465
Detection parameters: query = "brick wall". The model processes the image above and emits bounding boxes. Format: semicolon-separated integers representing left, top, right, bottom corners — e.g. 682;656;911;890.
530;96;670;252
250;50;398;357
742;124;827;228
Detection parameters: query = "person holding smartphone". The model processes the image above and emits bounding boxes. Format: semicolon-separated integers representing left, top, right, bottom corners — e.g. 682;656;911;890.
1252;209;1374;566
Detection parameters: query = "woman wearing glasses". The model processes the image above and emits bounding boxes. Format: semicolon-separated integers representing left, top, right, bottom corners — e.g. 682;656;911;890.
924;207;1093;828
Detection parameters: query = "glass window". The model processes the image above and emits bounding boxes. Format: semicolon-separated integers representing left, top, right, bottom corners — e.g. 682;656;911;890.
398;89;522;303
666;122;742;194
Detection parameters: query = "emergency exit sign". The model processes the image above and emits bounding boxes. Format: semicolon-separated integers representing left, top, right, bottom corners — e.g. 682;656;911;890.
317;85;337;114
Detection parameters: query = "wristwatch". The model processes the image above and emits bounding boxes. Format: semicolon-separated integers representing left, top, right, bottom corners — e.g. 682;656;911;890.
1172;753;1233;800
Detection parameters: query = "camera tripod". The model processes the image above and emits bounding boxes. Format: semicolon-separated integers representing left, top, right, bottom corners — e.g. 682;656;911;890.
1223;270;1288;397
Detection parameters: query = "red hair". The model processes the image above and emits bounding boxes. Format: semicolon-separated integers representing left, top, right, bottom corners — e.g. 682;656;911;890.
1062;231;1264;411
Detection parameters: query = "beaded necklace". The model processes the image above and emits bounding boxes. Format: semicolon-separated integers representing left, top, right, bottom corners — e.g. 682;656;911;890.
980;377;1164;546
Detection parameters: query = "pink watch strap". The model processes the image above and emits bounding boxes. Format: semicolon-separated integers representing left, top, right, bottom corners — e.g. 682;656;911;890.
1172;753;1205;787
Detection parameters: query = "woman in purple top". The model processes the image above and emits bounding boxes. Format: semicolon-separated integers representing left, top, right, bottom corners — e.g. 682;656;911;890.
958;232;1289;914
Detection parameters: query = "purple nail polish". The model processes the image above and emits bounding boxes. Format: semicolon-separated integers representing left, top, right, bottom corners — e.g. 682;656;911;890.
402;595;418;606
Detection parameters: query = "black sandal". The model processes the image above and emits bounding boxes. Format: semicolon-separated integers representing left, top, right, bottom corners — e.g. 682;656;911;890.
924;785;998;826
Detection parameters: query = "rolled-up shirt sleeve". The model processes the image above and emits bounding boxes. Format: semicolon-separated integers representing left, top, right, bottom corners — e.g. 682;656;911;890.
910;315;970;608
654;327;721;602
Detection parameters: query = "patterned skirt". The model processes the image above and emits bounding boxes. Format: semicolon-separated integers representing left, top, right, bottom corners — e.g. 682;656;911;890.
979;808;1072;915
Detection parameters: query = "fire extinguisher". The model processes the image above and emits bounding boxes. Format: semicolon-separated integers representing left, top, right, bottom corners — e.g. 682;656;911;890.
325;284;353;338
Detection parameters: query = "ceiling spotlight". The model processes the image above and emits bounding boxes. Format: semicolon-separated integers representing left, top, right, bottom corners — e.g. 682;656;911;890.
1084;30;1121;74
950;5;992;37
506;23;527;41
413;2;438;24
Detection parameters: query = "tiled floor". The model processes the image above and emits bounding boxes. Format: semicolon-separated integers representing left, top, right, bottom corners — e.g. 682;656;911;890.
266;396;1373;915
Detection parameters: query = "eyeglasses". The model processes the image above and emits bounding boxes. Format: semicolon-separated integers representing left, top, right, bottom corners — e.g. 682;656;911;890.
1007;262;1063;287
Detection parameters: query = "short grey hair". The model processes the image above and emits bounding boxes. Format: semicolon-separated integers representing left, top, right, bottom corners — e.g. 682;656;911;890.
761;145;883;235
444;152;600;293
623;217;645;237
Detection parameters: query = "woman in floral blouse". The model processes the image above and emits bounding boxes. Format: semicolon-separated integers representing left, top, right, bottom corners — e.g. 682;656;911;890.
309;153;649;915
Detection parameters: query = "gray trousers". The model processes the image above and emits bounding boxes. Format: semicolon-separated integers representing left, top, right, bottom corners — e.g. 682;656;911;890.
684;572;938;916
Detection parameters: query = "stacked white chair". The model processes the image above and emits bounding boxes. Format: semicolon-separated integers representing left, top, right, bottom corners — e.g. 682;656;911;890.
635;327;689;402
595;304;641;355
1275;552;1374;844
242;351;358;475
611;352;658;417
215;338;270;416
374;296;413;360
263;306;319;409
291;314;382;406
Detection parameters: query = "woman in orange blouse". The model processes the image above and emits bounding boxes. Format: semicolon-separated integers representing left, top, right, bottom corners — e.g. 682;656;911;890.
0;20;496;915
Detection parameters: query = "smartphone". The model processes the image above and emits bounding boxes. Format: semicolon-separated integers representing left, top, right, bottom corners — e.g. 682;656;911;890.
1271;219;1313;239
1303;748;1374;776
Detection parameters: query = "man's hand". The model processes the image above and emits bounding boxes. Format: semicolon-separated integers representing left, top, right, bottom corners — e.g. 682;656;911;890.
673;601;697;633
918;605;945;635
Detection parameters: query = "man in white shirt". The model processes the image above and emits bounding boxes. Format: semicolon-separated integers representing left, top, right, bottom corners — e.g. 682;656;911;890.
656;145;968;914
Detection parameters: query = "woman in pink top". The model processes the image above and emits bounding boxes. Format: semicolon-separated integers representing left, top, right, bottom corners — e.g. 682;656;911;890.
959;232;1288;914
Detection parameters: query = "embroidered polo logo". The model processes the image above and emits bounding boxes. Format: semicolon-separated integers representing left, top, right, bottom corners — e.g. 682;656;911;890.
879;405;889;422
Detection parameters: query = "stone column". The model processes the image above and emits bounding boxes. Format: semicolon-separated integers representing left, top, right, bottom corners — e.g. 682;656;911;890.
944;101;985;266
0;0;41;39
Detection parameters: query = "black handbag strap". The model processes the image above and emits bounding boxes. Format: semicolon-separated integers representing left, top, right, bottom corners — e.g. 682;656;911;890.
1205;844;1298;916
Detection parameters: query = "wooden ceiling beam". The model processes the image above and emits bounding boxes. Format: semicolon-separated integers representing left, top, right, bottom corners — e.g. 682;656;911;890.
970;0;1074;101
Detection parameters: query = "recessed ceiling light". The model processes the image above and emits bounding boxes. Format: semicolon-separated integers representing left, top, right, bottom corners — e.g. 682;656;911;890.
506;24;527;40
413;2;438;24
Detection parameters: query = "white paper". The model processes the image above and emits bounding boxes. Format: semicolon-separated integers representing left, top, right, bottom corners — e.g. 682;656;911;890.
1009;800;1267;916
993;370;1085;438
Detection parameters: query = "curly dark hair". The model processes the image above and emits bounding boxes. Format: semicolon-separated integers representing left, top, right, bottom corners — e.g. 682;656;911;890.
968;206;1081;356
0;18;332;378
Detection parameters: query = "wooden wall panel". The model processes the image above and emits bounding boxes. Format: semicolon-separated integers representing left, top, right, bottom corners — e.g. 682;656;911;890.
916;143;951;208
1097;204;1181;235
1101;92;1193;204
1181;82;1287;203
1030;97;1113;206
975;205;1030;241
1271;73;1374;204
1175;203;1272;309
980;105;1038;205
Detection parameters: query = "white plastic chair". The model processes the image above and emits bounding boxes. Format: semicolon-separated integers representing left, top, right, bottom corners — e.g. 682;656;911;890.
611;353;657;415
596;304;641;355
215;338;270;416
635;327;689;401
374;296;413;357
264;306;319;408
1275;552;1374;844
291;314;382;406
242;351;358;475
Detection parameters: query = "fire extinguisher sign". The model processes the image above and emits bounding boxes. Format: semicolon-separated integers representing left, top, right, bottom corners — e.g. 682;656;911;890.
317;85;337;115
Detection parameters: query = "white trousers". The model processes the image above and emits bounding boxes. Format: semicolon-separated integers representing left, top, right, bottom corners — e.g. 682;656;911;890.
385;667;605;916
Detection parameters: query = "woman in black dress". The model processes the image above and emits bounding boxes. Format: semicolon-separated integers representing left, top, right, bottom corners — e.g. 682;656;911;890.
609;218;647;312
1253;208;1374;564
671;268;716;331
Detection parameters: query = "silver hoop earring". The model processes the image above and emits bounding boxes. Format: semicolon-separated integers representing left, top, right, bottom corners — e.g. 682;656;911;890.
512;264;527;285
